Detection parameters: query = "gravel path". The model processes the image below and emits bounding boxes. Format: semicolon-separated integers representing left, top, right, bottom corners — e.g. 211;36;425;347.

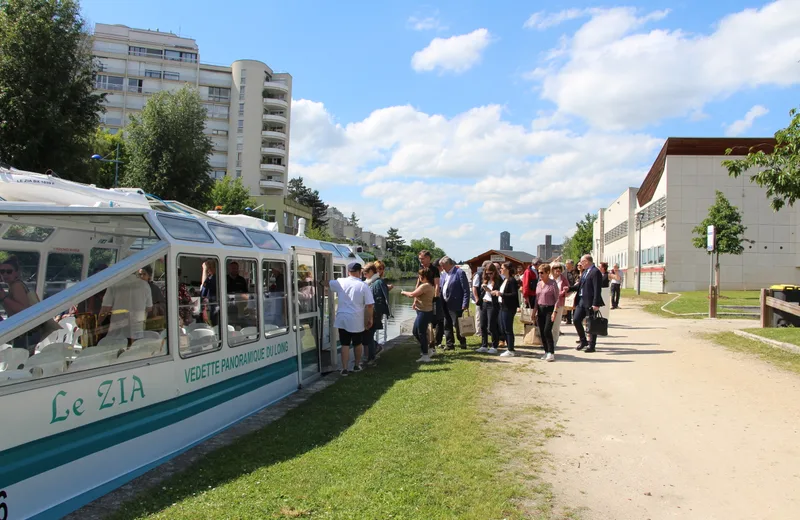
530;303;800;520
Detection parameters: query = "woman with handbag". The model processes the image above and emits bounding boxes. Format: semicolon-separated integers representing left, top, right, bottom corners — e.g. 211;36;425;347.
534;264;559;362
475;263;501;354
492;262;519;357
401;268;436;363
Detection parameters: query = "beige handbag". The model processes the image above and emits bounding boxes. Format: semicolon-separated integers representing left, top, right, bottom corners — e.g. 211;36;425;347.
523;323;542;346
458;310;477;336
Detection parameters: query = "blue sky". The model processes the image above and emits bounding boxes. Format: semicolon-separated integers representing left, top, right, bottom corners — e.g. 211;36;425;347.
81;0;800;260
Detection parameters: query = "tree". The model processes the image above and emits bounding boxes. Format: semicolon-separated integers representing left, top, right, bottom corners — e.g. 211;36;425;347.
691;190;746;293
386;227;406;253
87;127;128;188
305;224;334;242
409;237;446;260
560;235;574;261
287;177;328;228
124;86;213;208
0;0;105;181
348;212;359;227
723;106;800;211
562;213;597;261
208;176;254;215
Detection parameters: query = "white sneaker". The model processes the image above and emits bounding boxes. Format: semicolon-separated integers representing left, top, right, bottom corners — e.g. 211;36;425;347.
429;348;438;357
540;353;548;360
476;346;488;353
416;354;432;363
546;353;555;362
500;350;516;357
487;347;498;354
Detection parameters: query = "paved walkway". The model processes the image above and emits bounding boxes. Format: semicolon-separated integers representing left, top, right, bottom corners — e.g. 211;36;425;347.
533;303;800;520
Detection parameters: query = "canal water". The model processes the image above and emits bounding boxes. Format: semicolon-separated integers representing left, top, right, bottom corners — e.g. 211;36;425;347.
379;284;416;343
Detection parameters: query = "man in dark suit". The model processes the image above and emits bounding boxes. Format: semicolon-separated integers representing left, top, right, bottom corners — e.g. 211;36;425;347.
440;256;470;350
571;254;604;352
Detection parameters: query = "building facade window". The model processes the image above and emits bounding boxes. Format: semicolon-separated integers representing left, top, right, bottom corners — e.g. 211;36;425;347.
238;102;245;116
129;46;163;58
237;120;244;134
211;129;228;136
236;143;243;151
235;169;242;178
266;209;276;222
145;70;162;78
95;74;124;91
210;170;226;180
127;78;143;93
208;87;230;103
239;86;246;100
236;152;242;167
163;71;180;81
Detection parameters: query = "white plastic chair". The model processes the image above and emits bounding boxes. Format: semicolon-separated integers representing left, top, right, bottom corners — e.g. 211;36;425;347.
159;329;168;339
0;348;29;371
26;352;68;376
189;328;217;351
185;322;211;334
76;344;123;358
59;316;77;330
0;369;33;383
38;327;69;348
240;326;258;339
37;342;76;358
0;343;12;351
69;350;119;371
119;339;161;362
227;324;235;332
97;336;128;350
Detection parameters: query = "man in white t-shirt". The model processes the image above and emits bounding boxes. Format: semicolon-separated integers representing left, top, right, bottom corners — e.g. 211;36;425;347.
101;272;153;344
329;262;374;376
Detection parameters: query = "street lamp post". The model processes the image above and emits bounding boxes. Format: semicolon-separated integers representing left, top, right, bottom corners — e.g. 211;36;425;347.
636;212;644;295
91;142;123;188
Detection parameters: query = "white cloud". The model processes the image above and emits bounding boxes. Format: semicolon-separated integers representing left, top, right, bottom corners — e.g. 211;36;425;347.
725;105;770;136
411;28;491;74
528;1;800;130
407;11;447;31
524;8;590;30
289;98;662;259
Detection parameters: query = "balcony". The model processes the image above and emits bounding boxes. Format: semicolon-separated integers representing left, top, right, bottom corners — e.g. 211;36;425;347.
261;130;287;140
262;113;288;124
263;81;289;93
261;146;286;156
263;97;289;108
260;164;286;174
259;179;284;190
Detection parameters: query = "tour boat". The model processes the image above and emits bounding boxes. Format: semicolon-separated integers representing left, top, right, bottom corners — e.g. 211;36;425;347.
0;174;365;519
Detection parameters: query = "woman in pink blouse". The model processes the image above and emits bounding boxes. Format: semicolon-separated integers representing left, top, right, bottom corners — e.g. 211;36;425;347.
550;262;571;346
534;264;559;362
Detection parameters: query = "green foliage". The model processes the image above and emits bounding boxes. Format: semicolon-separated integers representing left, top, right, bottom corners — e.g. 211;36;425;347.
560;235;573;262
562;213;597;261
305;223;334;242
87;128;127;188
0;0;104;180
287;177;328;228
386;227;405;253
348;212;359;227
408;237;446;260
691;191;746;255
124;86;213;208
723;107;800;211
208;176;254;215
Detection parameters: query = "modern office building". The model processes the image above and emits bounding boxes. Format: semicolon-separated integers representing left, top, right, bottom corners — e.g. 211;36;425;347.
90;23;310;234
591;137;797;292
500;231;512;251
537;235;562;262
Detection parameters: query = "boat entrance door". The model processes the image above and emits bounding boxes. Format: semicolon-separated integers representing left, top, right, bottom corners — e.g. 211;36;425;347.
292;247;332;386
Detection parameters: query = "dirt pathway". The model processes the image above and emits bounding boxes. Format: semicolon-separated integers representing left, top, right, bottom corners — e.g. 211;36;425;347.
522;303;800;520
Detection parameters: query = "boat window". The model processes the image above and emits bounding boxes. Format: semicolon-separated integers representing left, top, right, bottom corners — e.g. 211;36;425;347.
335;245;355;258
208;223;252;248
157;215;213;243
0;255;170;388
333;265;345;280
295;254;317;314
2;225;54;242
320;243;343;257
176;255;222;358
262;260;288;337
246;230;282;251
225;258;259;346
44;252;83;300
90;247;118;272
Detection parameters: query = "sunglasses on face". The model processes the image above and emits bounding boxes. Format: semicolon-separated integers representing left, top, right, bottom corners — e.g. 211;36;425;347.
0;269;13;275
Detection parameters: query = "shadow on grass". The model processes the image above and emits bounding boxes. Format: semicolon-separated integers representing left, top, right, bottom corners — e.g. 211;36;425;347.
110;341;428;519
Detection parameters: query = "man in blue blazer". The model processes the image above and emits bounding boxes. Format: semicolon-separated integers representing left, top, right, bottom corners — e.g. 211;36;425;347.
571;254;604;352
440;256;470;350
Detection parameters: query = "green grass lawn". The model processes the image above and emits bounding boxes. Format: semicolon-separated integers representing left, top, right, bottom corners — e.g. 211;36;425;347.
110;327;552;520
703;331;800;375
742;327;800;347
621;289;760;319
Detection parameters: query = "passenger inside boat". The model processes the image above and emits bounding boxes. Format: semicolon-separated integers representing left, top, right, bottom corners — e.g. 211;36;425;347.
138;264;166;330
